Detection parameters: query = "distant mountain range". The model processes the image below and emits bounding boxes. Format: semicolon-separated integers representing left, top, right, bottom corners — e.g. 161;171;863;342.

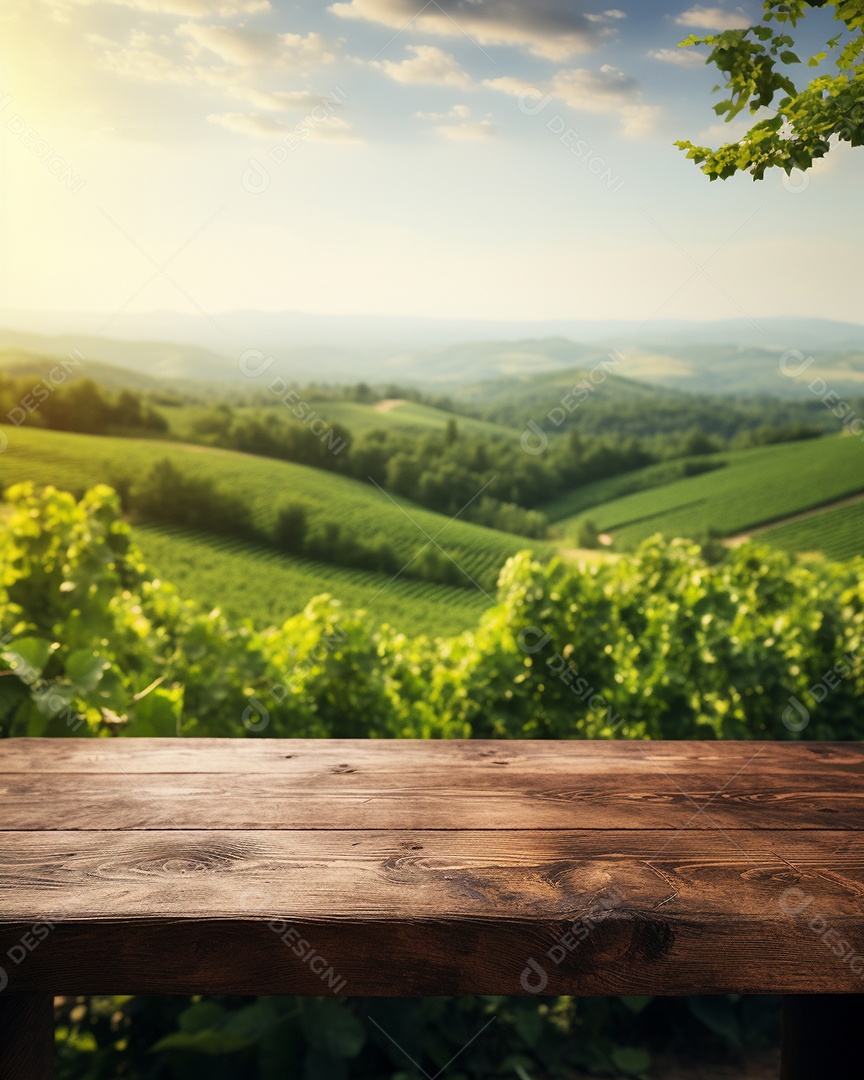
3;308;864;352
0;311;863;398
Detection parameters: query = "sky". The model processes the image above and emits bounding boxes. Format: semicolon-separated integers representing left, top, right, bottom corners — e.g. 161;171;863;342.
0;0;861;325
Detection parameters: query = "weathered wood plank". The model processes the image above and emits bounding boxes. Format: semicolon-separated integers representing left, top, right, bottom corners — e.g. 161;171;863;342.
2;737;861;774
1;828;864;994
2;740;862;831
0;771;861;830
2;829;861;920
2;913;864;997
3;739;864;999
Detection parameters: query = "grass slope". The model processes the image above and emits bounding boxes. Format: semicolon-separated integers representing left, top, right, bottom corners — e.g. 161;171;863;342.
320;399;516;439
0;427;544;590
159;400;516;445
456;362;662;417
544;459;726;523
133;525;490;637
0;349;163;392
556;435;864;549
757;499;864;563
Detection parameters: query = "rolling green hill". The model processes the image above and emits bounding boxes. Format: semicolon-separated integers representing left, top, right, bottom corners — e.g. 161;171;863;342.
0;327;236;382
0;348;165;393
0;426;545;591
555;435;864;550
456;359;661;420
133;525;490;636
155;398;518;448
544;458;726;522
320;399;516;439
756;498;864;563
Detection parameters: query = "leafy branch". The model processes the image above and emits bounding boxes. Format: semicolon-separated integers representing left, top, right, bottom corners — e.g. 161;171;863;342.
676;0;864;179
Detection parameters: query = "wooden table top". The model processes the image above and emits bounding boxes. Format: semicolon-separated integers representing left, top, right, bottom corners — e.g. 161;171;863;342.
2;737;864;997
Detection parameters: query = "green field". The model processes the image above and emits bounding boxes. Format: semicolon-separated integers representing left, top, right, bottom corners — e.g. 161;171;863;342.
757;498;864;563
309;399;516;440
544;458;727;522
133;525;490;636
0;425;543;592
555;435;864;549
160;399;516;443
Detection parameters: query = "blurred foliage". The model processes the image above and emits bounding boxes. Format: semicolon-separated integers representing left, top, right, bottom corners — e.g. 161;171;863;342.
54;994;780;1080
0;373;167;436
3;482;860;743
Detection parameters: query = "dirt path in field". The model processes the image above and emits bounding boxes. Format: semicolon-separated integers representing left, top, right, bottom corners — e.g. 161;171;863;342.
557;546;619;564
374;398;407;413
723;489;864;547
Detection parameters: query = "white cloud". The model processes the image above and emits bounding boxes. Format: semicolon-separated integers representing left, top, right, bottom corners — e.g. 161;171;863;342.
487;64;660;137
330;0;603;60
435;118;496;140
208;111;287;137
208;111;359;141
675;6;751;30
695;106;773;142
179;23;335;67
616;103;662;138
552;66;660;135
88;30;195;82
86;29;342;115
307;116;359;141
416;102;494;139
75;17;346;143
695;118;758;143
228;87;342;111
375;45;472;88
649;46;706;66
416;103;472;120
551;65;638;110
55;0;269;15
483;75;534;97
585;8;626;23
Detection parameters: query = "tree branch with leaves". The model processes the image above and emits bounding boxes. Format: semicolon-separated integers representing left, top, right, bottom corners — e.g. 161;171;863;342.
676;0;864;179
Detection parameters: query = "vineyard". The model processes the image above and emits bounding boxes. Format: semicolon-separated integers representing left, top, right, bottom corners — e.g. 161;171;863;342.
759;496;864;563
556;434;864;550
134;524;490;637
5;453;864;1080
0;427;548;589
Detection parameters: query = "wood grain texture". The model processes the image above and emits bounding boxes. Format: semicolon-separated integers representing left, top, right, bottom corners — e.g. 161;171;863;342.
3;772;863;830
3;828;863;919
1;828;864;995
6;915;864;997
1;739;864;997
4;737;863;774
1;739;862;831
